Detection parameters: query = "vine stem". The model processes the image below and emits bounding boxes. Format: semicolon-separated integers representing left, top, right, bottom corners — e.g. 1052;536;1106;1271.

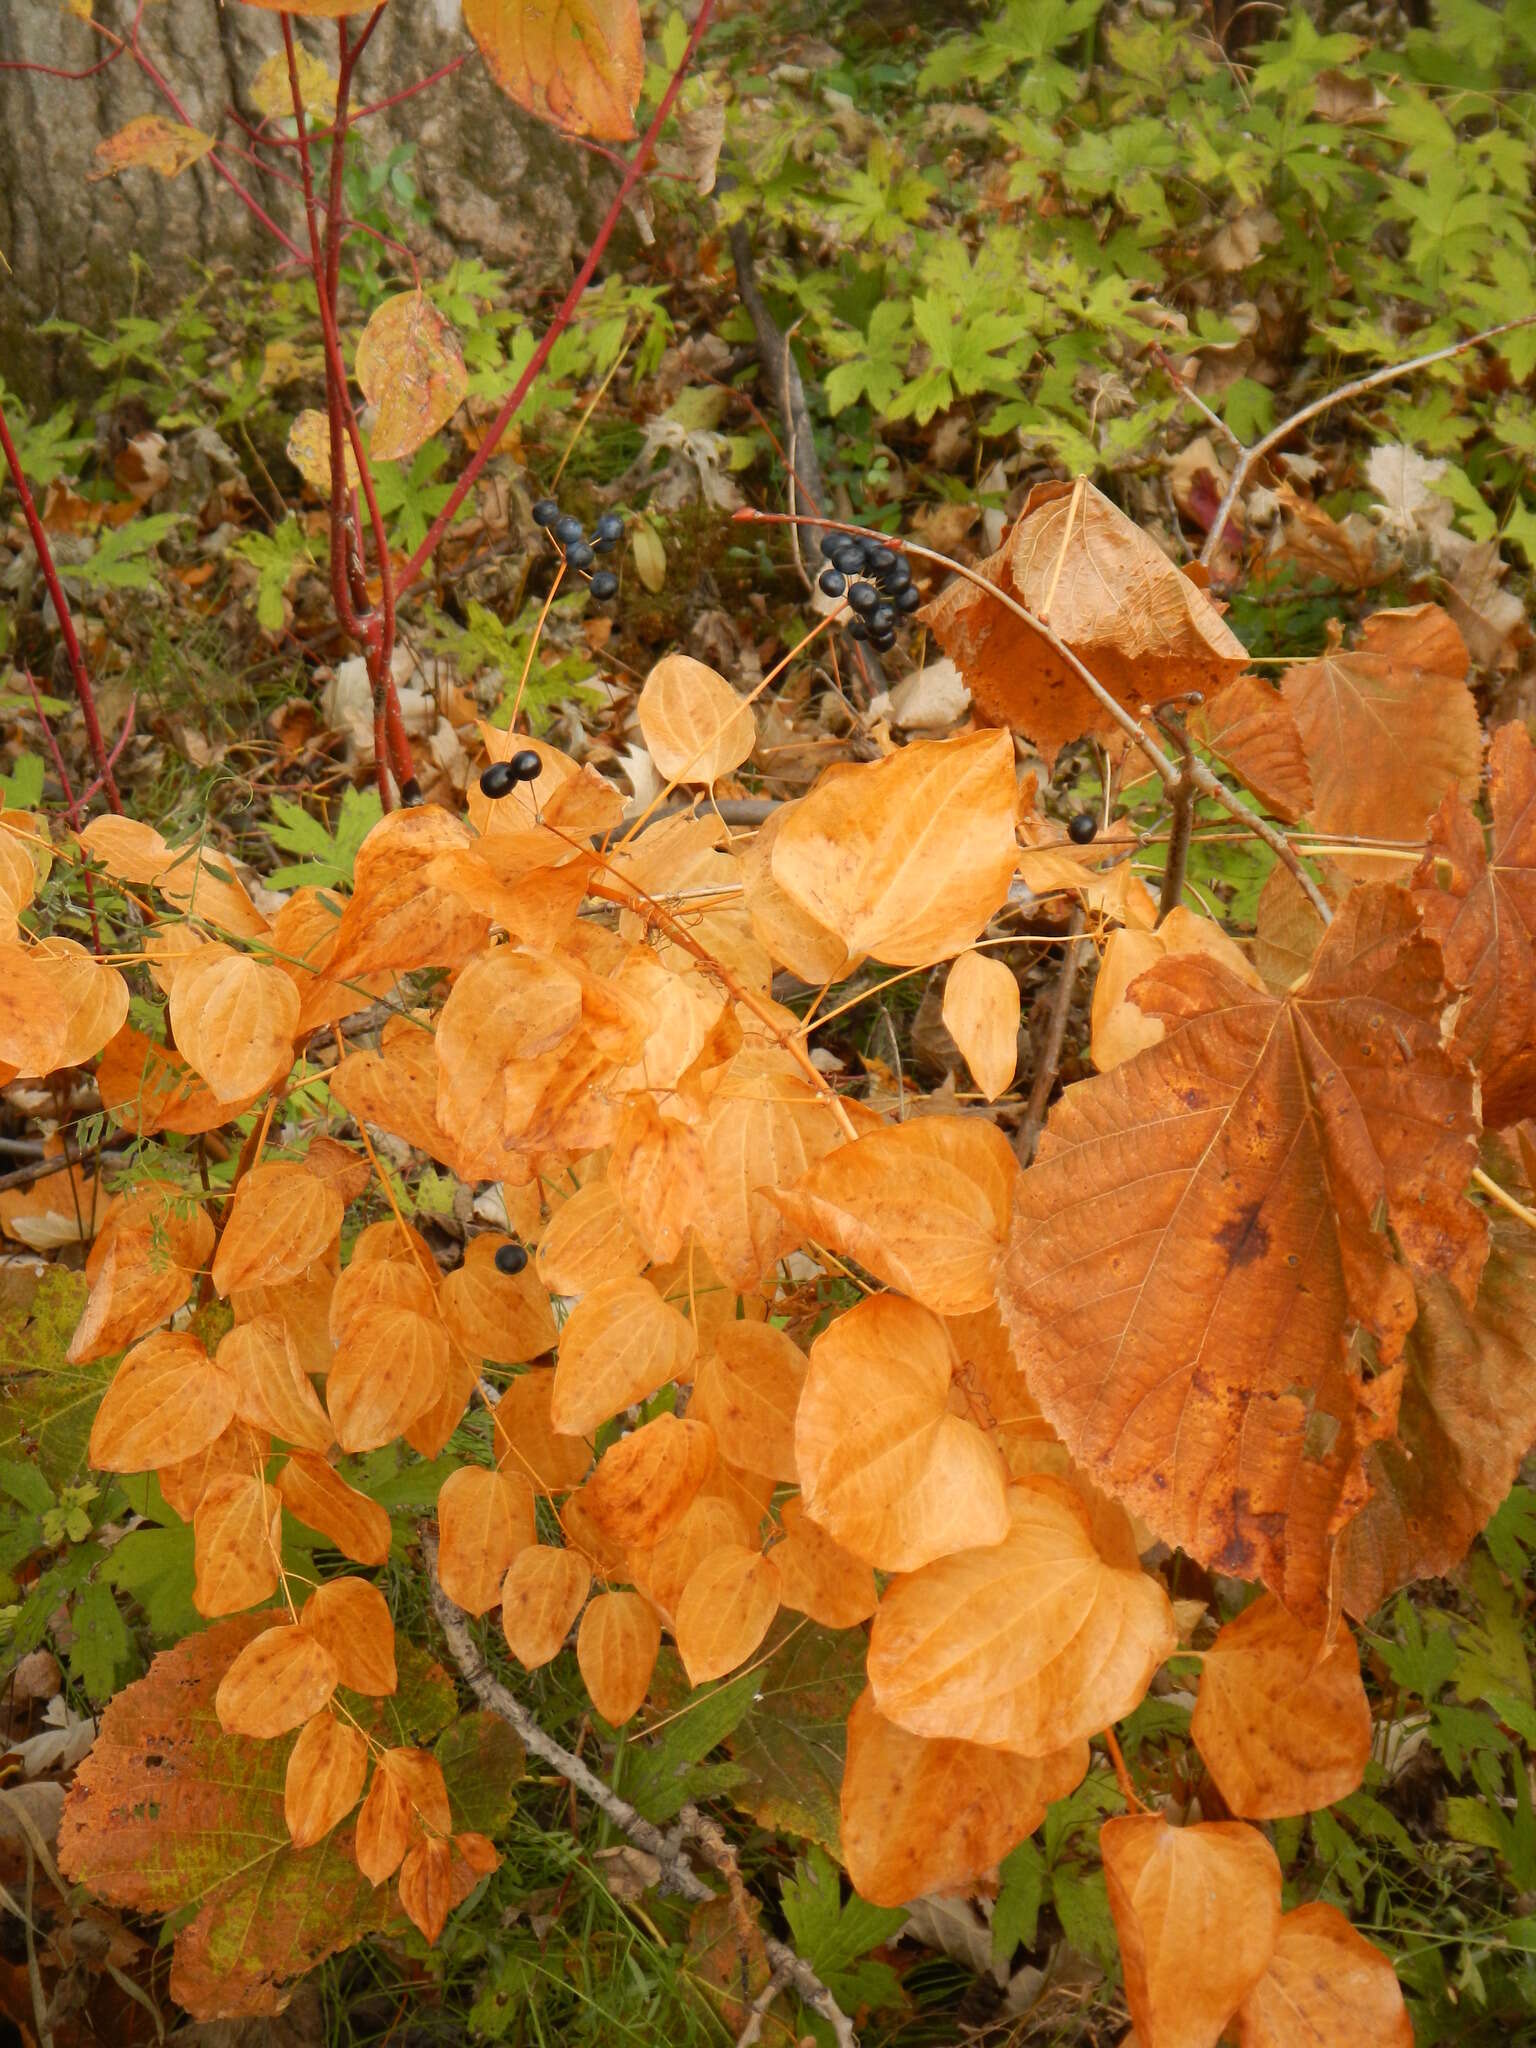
422;1534;859;2047
1195;310;1536;570
0;395;123;813
734;507;1334;927
1015;906;1087;1167
395;0;721;598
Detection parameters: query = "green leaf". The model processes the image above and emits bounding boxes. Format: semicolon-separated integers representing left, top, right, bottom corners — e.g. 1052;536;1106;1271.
0;752;46;809
102;1521;202;1642
67;513;184;592
1376;1593;1459;1702
67;1577;135;1701
1052;1861;1118;1972
719;1617;865;1853
780;1846;906;2013
434;1710;524;1835
57;1615;458;2021
993;1837;1049;1961
1484;1486;1536;1581
0;1268;112;1491
0;1457;57;1517
623;1658;759;1823
266;785;382;891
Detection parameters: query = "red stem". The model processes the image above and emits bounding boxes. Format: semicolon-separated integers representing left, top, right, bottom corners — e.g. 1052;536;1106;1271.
21;672;102;952
224;53;472;154
396;0;720;599
0;396;123;814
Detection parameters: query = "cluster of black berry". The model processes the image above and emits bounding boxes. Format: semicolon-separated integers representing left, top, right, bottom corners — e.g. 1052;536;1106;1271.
479;750;543;800
532;498;623;602
817;531;920;653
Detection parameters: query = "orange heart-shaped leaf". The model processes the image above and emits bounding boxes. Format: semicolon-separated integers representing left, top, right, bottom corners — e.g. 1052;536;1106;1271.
301;1577;397;1695
675;1545;780;1686
88;1331;238;1473
1230;1902;1413;2048
284;1710;368;1849
436;1465;537;1615
549;1275;697;1437
577;1590;661;1726
215;1622;338;1739
500;1545;591;1668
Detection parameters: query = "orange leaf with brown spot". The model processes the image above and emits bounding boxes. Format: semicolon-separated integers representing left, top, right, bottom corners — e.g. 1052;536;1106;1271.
1000;883;1484;1622
867;1478;1175;1755
840;1689;1088;1908
330;1251;437;1347
92;113;214;179
215;1623;338;1739
675;1546;780;1685
219;1316;334;1452
638;653;756;785
549;1275;697;1437
89;1331;238;1473
327;1307;448;1452
690;1321;807;1484
922;478;1249;766
436;1466;536;1615
1189;677;1312;825
577;1591;661;1726
795;1294;1009;1571
1191;1594;1371;1818
463;0;644;141
628;1495;754;1625
192;1471;281;1617
29;938;129;1069
579;1414;716;1549
160;1420;267;1522
97;1023;259;1136
398;1834;454;1942
1102;1814;1282;2048
694;1047;852;1291
301;1578;397;1695
500;1545;591;1668
0;944;68;1075
69;1227;198;1364
328;808;489;982
276;1451;391;1566
1231;1902;1413;2048
284;1711;369;1850
330;1018;457;1165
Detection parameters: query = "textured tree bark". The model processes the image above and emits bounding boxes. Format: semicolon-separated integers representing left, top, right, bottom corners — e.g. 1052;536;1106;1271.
0;0;611;402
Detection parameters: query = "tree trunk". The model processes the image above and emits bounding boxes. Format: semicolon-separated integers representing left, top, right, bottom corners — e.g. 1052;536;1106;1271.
0;0;611;403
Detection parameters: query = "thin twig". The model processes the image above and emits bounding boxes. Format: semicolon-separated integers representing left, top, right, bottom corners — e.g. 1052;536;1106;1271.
422;1534;857;2046
0;397;122;812
1198;311;1536;570
734;1964;793;2048
1015;907;1087;1166
728;220;826;588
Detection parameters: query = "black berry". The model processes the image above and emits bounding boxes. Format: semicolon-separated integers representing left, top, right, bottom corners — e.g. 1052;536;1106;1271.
494;1241;528;1276
883;560;913;593
849;618;869;641
510;749;543;783
532;498;559;527
832;544;864;575
1068;812;1098;845
589;569;619;600
564;540;596;571
819;567;846;598
480;761;518;799
398;778;424;808
866;545;897;578
553;512;584;547
592;511;625;545
872;629;897;652
895;585;922;614
870;603;894;632
819;532;845;560
847;581;878;615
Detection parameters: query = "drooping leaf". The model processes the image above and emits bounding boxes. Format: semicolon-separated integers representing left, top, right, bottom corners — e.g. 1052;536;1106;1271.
637;653;756;785
840;1689;1087;1908
169;947;298;1105
88;1331;238;1473
578;1590;662;1726
772;1114;1018;1316
795;1293;1010;1571
690;1321;806;1484
354;292;469;465
500;1544;591;1668
999;883;1485;1622
1230;1902;1413;2047
1411;720;1536;1126
436;1465;536;1615
1191;1594;1371;1818
462;0;645;141
941;948;1021;1101
772;1497;878;1629
549;1275;696;1436
212;1161;343;1296
866;1478;1175;1756
675;1545;780;1686
57;1615;457;2019
1189;677;1312;826
922;478;1249;766
771;731;1020;968
1102;1814;1281;2048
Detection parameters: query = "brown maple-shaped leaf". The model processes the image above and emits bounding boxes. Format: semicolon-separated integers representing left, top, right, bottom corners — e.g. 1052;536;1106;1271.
999;883;1485;1623
55;1615;510;2020
1282;604;1481;850
1411;719;1536;1127
1336;1134;1536;1617
921;478;1249;766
